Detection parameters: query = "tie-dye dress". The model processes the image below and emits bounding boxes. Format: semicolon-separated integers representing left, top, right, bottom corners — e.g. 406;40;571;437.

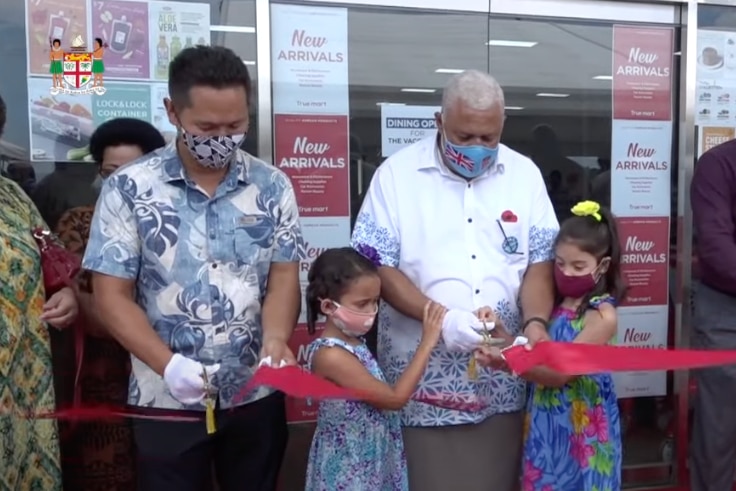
305;337;408;491
522;295;622;491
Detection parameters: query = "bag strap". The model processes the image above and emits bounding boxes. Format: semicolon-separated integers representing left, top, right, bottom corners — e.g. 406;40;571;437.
49;258;86;432
72;313;85;419
33;228;87;431
31;227;86;433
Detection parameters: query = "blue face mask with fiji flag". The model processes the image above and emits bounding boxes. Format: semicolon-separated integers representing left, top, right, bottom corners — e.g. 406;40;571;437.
442;132;499;179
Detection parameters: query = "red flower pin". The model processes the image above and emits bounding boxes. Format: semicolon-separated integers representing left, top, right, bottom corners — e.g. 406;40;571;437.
501;210;518;223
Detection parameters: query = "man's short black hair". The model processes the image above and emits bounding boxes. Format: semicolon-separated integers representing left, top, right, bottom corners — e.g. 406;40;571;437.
0;94;6;137
89;118;165;165
52;38;61;46
168;45;252;107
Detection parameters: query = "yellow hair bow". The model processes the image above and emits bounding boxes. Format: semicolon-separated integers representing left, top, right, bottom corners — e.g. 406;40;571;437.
571;200;602;221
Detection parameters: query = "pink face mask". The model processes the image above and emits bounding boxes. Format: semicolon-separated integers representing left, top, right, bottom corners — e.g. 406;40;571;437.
325;301;377;337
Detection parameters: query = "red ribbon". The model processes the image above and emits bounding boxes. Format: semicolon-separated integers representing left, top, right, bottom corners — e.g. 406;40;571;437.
13;343;736;422
241;365;354;400
234;343;736;404
4;405;202;422
502;342;736;375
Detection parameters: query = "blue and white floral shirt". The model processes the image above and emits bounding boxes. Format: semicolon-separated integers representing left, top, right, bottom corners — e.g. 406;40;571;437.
82;142;304;411
351;136;559;427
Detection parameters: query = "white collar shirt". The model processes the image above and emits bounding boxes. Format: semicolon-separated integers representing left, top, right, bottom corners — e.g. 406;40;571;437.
351;135;559;427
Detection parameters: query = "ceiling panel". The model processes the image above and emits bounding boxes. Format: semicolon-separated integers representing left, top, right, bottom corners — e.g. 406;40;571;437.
344;10;626;116
346;12;617;90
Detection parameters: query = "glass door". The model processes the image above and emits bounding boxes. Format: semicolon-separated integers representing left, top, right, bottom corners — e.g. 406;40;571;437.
488;1;682;488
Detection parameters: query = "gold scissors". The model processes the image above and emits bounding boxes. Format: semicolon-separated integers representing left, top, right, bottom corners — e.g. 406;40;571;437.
468;321;508;380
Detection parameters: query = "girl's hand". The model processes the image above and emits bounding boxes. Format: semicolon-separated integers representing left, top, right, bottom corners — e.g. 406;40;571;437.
473;306;513;343
422;301;446;345
474;306;503;331
474;306;495;323
474;345;510;371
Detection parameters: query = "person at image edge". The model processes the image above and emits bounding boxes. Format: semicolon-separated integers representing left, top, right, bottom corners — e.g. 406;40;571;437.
351;69;559;491
82;46;304;491
690;138;736;491
0;92;79;491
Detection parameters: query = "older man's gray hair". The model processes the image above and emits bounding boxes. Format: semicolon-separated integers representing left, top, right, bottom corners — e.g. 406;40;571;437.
441;70;505;112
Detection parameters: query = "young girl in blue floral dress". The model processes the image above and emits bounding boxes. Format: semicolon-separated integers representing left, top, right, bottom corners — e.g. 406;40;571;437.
481;201;624;491
304;247;446;491
523;200;624;491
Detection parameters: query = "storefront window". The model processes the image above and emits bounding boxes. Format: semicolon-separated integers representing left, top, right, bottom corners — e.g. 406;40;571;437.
270;4;488;488
0;0;257;229
489;15;681;489
345;8;489;221
271;2;681;490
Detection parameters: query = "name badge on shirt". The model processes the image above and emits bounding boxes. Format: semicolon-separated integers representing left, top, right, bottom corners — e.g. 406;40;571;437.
237;216;258;226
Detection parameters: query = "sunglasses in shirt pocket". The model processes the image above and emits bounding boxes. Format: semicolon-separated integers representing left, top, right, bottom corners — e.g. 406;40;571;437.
231;214;275;265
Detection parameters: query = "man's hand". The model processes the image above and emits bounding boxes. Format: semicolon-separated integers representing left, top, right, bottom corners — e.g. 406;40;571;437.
442;310;484;352
260;337;297;367
163;353;220;405
41;286;79;329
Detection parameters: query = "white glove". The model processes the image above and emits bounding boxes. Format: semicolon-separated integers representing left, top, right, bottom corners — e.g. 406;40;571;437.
511;336;529;348
163;353;220;405
258;356;288;368
441;309;485;352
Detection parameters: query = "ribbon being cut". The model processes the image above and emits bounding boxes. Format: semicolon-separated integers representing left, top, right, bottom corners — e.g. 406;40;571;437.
235;341;736;405
13;341;736;422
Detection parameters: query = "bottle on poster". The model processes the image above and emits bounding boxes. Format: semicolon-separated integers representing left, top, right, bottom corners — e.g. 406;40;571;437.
109;15;132;54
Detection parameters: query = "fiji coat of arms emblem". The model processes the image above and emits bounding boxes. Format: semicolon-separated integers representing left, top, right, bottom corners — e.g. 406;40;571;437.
51;35;106;96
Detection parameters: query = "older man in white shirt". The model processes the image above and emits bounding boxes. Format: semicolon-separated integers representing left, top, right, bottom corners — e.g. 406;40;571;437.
351;70;559;491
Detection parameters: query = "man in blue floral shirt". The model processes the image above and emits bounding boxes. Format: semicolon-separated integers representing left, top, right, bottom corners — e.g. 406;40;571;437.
82;46;304;491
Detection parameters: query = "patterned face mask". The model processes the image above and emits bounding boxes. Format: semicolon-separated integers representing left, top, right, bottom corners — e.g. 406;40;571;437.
180;129;245;169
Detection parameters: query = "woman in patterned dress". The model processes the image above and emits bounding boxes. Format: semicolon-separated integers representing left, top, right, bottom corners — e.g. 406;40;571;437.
0;94;79;491
303;247;446;490
55;118;164;491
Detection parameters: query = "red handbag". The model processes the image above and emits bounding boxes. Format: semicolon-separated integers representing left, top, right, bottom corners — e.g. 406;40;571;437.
33;227;86;433
32;228;81;293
